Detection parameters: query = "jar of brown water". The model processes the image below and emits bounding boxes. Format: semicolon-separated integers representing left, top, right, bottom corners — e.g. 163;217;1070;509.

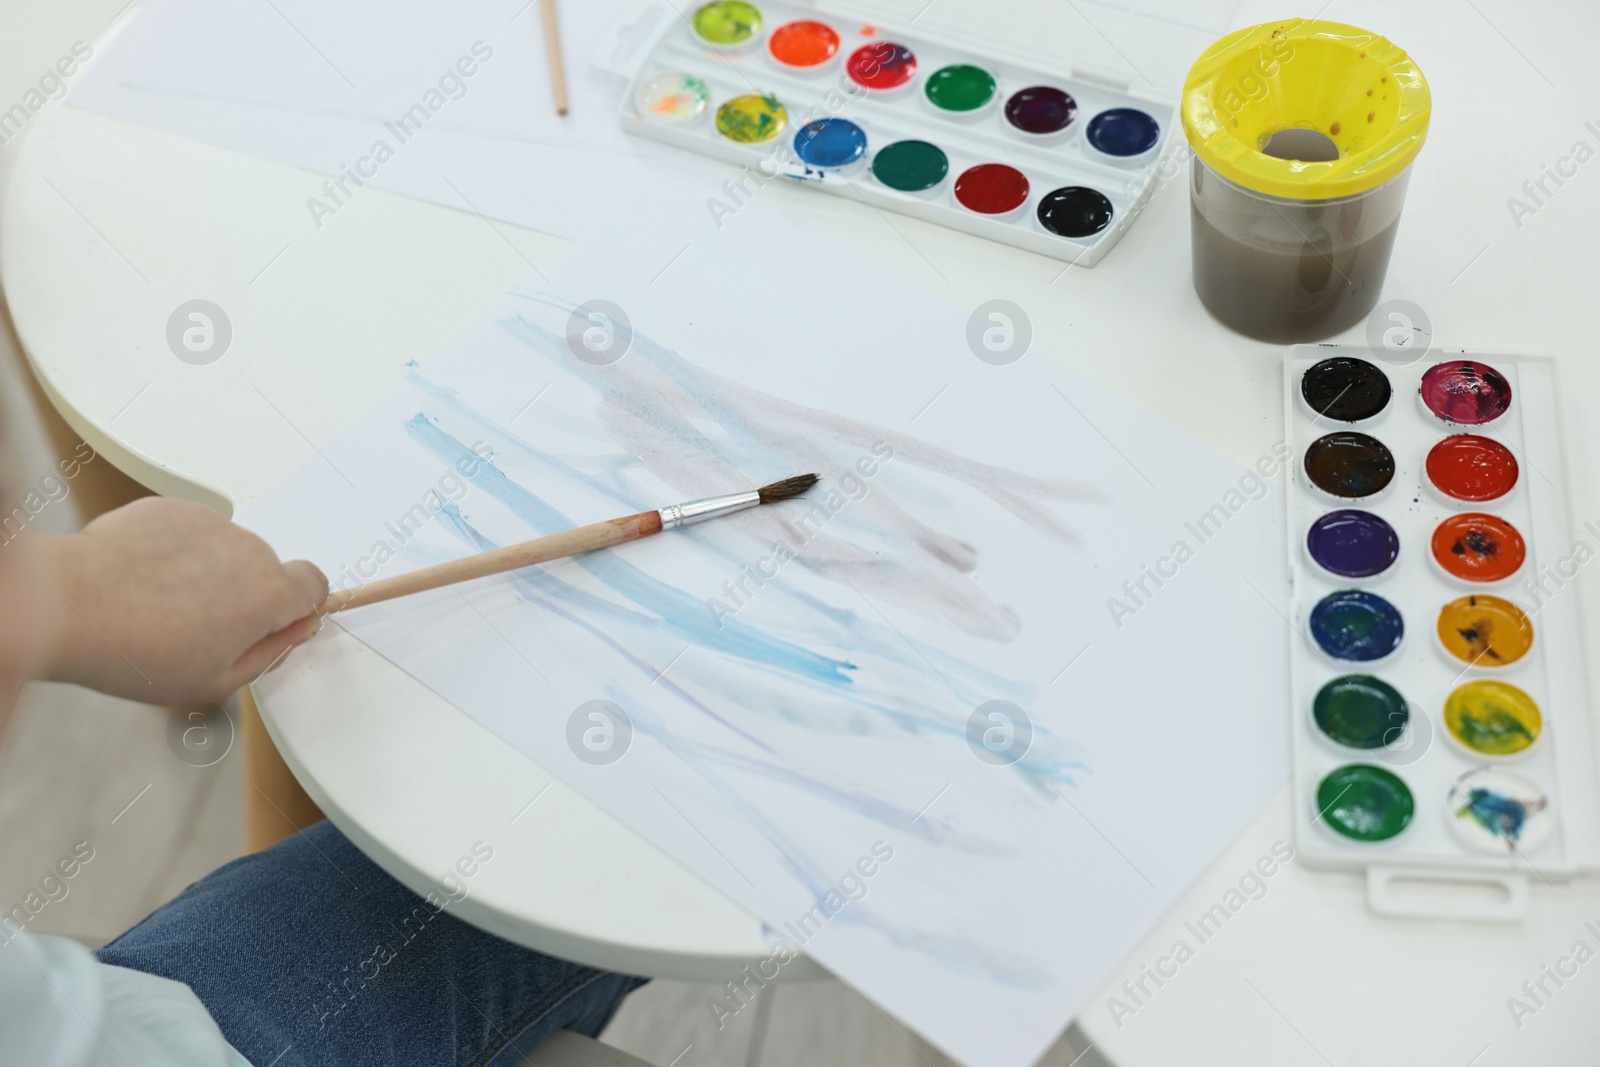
1190;144;1411;343
1181;20;1431;343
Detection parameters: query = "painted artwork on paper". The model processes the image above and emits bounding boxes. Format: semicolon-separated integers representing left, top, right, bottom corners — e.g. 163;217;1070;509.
241;190;1289;1067
373;290;1098;937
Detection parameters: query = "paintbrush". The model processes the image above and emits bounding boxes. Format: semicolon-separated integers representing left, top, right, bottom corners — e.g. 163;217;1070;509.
318;474;819;615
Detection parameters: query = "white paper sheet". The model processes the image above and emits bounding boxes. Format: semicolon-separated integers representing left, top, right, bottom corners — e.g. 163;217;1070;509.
68;0;699;239
67;0;1233;243
243;184;1290;1067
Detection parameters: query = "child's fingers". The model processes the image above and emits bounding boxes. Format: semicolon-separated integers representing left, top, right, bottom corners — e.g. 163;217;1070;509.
282;559;330;614
230;614;322;688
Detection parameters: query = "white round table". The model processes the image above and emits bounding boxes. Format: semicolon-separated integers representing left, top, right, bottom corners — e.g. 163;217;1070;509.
8;6;1600;1061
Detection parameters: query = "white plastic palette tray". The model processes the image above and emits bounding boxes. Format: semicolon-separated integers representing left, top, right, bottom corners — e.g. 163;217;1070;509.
595;1;1177;266
1284;346;1600;920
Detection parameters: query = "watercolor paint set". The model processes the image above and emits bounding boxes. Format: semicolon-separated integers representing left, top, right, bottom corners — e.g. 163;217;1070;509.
1284;346;1600;919
595;0;1176;265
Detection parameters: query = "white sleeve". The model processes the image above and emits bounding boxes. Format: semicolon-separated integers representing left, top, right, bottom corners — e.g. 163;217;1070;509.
0;932;250;1067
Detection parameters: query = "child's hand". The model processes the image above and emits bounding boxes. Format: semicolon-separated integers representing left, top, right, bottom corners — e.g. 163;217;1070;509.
38;498;328;704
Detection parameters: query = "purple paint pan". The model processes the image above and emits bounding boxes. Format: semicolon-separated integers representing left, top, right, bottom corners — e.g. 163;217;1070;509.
1306;509;1399;578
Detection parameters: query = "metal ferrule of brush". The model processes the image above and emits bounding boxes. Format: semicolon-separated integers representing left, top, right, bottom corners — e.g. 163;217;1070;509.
658;490;762;530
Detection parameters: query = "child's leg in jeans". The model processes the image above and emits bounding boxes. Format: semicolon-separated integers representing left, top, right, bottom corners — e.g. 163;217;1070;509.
97;821;647;1067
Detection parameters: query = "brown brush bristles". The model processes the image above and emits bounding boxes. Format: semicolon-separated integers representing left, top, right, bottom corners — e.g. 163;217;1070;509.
757;473;820;505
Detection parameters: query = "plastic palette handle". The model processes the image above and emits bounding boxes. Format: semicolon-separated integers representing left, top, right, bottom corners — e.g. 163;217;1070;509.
1365;866;1528;923
590;2;673;79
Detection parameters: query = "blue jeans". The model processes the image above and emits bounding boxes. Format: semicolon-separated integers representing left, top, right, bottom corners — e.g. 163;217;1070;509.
97;821;647;1067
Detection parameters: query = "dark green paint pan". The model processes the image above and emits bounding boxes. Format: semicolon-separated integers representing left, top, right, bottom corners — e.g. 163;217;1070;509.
1313;675;1409;749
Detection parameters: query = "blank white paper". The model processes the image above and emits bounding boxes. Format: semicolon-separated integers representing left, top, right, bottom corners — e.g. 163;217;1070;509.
68;0;698;239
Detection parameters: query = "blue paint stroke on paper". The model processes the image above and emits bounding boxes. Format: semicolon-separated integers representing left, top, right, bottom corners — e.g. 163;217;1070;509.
428;504;1058;988
408;415;853;685
408;406;1087;795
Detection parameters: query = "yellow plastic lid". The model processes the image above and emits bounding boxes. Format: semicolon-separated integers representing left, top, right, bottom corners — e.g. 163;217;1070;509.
1182;20;1430;200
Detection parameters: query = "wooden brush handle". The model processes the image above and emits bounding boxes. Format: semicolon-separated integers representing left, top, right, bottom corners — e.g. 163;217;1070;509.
319;510;660;615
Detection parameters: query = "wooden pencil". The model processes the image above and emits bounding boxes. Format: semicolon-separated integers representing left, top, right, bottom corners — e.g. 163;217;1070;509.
539;0;569;116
